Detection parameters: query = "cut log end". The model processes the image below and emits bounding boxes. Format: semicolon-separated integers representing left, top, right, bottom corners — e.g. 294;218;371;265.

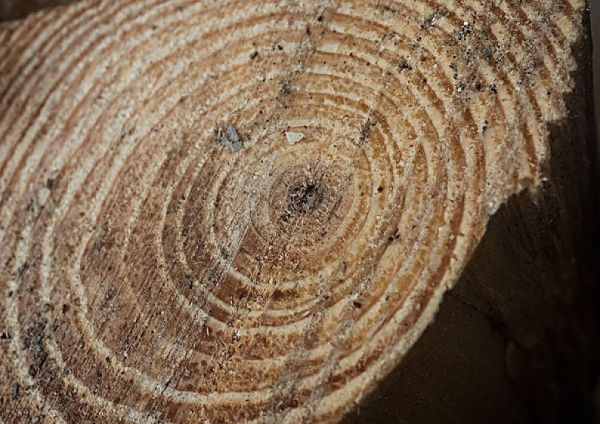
0;1;595;423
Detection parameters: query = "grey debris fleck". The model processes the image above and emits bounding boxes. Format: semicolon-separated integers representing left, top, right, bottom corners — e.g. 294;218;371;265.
218;125;244;152
285;131;305;145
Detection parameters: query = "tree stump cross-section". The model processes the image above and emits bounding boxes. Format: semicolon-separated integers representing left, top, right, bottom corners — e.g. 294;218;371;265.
0;0;596;423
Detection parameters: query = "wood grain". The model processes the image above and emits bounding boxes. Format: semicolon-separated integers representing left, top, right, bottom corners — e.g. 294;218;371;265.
0;0;593;422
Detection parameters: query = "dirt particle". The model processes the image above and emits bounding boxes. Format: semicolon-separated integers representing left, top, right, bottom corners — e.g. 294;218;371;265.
456;82;467;93
359;119;376;144
353;301;362;308
250;51;259;60
217;125;244;152
421;7;448;29
280;82;291;95
26;199;35;214
456;21;472;41
11;383;21;401
397;60;413;72
289;181;323;214
16;262;29;279
24;319;48;378
388;229;401;242
285;131;305;145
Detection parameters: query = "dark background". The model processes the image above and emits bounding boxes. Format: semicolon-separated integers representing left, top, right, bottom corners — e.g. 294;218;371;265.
594;3;599;147
592;3;599;421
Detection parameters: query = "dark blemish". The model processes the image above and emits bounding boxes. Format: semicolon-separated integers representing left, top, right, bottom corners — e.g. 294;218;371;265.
0;330;11;340
151;24;158;31
16;262;29;279
483;46;494;61
277;44;284;51
250;51;259;60
456;22;472;41
183;275;194;290
388;229;401;242
352;301;362;308
482;120;489;133
46;178;56;189
62;304;70;314
377;186;384;193
359;119;376;144
317;15;324;22
490;84;498;94
475;82;483;91
11;383;21;401
217;125;244;152
397;60;413;72
24;319;48;378
289;181;323;214
26;200;35;214
456;82;467;93
280;82;291;95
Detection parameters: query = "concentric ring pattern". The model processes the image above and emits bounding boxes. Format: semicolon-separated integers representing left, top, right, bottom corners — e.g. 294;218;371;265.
0;0;586;422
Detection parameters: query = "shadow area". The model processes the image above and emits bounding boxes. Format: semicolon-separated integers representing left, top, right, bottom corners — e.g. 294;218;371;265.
0;0;74;22
344;10;598;424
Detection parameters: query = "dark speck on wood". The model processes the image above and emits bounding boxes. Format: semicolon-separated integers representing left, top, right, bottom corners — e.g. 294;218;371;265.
398;60;412;72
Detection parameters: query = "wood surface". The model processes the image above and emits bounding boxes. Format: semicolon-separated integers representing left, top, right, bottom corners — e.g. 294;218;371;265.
0;0;596;423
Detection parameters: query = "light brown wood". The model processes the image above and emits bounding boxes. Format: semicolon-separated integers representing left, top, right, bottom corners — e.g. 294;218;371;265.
0;0;595;423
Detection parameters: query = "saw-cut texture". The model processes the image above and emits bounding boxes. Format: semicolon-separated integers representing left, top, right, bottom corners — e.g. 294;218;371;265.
0;0;595;423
